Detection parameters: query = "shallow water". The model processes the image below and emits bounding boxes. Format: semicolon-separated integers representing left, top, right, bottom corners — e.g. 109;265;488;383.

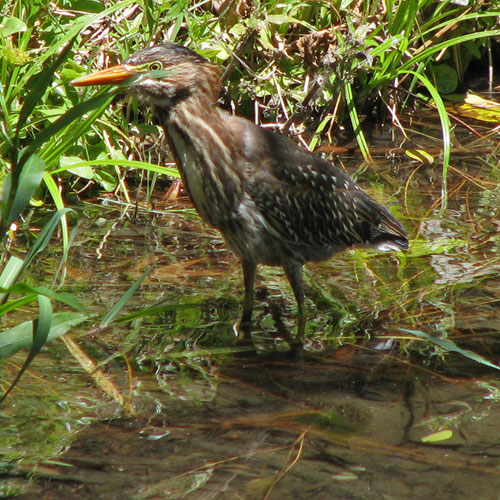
12;352;500;500
1;113;500;499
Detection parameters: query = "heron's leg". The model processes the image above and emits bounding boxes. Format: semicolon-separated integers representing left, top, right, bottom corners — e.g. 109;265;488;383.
283;261;306;344
239;259;256;341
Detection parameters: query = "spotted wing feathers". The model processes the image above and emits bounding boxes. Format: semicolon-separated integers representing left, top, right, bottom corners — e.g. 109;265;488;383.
246;128;408;252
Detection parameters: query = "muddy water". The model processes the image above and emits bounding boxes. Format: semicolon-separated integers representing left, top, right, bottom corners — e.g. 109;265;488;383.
2;120;500;499
14;351;500;500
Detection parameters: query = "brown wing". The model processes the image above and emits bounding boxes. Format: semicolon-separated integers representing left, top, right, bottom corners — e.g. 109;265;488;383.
245;127;407;250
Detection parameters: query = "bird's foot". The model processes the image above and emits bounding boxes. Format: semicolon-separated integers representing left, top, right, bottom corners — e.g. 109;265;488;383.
230;320;256;357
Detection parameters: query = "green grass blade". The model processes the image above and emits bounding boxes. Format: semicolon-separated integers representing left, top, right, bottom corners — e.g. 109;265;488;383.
100;265;154;328
6;283;85;311
40;98;119;168
390;0;419;35
417;12;500;43
14;36;76;141
400;29;500;72
400;328;500;371
0;294;37;316
22;208;74;271
42;174;71;254
53;222;80;287
342;81;372;163
0;308;88;403
400;70;450;211
9;1;136;87
309;114;334;152
17;90;117;171
50;159;180;178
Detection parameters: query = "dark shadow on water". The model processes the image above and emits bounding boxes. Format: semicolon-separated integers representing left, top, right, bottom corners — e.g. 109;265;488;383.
16;347;500;500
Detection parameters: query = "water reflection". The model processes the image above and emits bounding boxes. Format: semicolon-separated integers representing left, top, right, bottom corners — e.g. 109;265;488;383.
16;349;499;500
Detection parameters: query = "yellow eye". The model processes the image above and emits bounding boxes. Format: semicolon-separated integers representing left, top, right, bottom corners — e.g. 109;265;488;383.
149;62;163;71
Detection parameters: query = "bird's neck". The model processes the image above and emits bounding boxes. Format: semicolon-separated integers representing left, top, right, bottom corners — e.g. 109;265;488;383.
163;98;242;226
168;98;233;163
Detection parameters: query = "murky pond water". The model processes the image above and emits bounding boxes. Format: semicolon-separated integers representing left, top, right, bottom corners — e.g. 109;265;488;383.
1;114;500;499
12;352;500;500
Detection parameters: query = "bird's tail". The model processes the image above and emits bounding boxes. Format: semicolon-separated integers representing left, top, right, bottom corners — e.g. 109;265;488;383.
354;194;408;251
370;205;408;252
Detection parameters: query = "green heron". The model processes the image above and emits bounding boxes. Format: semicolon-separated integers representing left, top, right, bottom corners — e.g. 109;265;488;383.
72;43;408;346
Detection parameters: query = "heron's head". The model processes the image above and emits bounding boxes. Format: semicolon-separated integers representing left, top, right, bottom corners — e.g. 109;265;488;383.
71;43;220;109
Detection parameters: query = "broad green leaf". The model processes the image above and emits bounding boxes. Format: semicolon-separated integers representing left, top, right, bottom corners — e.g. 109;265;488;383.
0;307;87;403
265;15;315;30
5;154;45;227
60;156;95;179
421;430;453;443
94;169;118;191
405;149;435;165
0;312;88;359
33;294;52;356
432;64;458;94
0;255;24;306
67;166;94;179
0;256;24;289
0;16;27;36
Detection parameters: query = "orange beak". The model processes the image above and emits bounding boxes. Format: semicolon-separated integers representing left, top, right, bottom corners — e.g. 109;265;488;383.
71;64;137;87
